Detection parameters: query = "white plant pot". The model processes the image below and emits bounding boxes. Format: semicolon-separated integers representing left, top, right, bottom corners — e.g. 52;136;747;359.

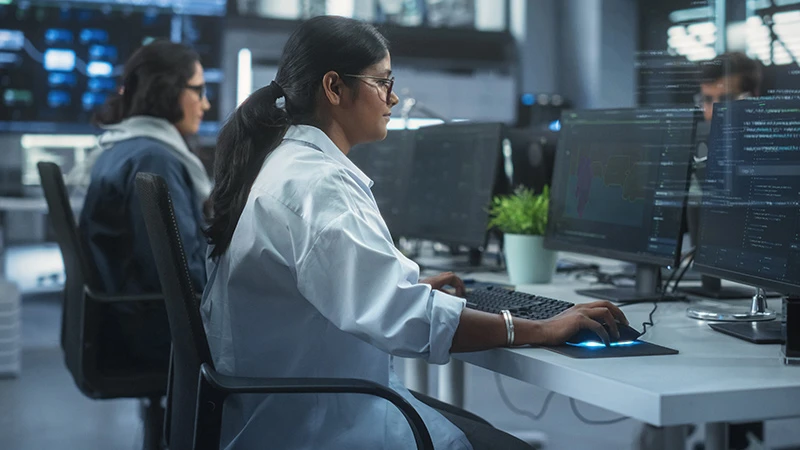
503;234;557;285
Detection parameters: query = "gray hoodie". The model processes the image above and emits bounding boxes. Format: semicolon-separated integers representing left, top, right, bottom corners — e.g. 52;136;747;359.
68;116;212;202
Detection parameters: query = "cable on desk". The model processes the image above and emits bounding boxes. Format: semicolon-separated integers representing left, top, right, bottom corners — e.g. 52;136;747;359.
556;260;600;274
640;250;696;335
494;373;555;421
568;398;629;425
574;269;634;287
641;302;659;335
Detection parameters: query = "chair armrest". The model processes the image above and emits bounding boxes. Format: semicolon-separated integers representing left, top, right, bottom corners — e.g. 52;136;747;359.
85;286;164;303
200;364;434;450
85;286;202;303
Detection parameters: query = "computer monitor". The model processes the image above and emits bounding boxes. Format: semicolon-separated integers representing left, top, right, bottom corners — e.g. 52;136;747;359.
403;122;504;252
0;1;223;134
683;118;780;299
690;99;800;329
347;130;416;240
20;134;96;190
502;125;558;195
545;108;696;303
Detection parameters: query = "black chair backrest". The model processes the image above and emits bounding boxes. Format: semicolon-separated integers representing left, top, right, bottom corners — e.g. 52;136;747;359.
37;162;97;383
135;172;213;450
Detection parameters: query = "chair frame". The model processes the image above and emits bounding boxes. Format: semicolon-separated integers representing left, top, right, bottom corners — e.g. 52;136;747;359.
135;172;434;450
38;162;167;450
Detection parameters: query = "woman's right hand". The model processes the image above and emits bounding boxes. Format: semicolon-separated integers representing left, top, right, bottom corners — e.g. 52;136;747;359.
524;301;629;346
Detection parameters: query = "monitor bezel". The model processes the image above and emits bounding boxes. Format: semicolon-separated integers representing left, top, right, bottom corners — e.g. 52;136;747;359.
543;107;697;268
347;129;417;239
402;121;505;249
693;262;800;297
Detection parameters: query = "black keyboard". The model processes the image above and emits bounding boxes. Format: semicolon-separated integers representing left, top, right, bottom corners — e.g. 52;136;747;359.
465;285;574;321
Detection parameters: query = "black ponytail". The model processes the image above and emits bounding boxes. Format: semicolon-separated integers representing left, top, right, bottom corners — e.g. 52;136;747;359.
205;16;389;259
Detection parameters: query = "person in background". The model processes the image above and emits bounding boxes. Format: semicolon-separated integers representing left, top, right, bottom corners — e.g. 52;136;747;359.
696;51;762;122
203;15;628;450
73;40;212;370
688;52;763;244
657;51;765;450
696;51;765;450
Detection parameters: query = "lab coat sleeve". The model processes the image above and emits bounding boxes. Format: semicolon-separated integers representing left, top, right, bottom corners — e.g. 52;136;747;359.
295;210;465;365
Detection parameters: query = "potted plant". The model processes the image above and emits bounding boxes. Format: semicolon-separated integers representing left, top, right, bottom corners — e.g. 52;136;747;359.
487;186;557;284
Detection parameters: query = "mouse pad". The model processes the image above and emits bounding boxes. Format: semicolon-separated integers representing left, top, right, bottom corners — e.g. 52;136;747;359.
544;340;679;358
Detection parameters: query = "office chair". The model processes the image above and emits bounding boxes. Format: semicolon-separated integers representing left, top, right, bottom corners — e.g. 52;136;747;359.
134;172;434;450
37;162;167;450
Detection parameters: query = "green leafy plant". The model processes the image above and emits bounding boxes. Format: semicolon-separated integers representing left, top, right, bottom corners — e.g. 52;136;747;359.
487;186;550;236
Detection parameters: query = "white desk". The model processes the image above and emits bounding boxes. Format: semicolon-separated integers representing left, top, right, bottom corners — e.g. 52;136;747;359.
445;268;800;450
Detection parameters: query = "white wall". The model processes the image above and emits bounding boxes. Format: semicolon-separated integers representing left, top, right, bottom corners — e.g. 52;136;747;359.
518;0;559;94
391;67;515;122
225;27;516;124
559;0;603;108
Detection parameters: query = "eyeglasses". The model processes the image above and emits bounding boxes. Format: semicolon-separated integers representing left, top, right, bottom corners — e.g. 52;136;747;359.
185;83;207;100
342;74;395;105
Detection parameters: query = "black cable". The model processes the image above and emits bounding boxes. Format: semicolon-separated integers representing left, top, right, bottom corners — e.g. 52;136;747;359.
494;373;555;421
568;398;629;425
637;264;676;333
665;249;695;292
640;301;659;336
639;272;671;335
639;250;694;335
556;260;600;274
574;269;634;287
671;253;695;293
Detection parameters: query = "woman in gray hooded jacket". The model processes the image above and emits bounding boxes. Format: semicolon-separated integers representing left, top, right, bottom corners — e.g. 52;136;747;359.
75;40;211;369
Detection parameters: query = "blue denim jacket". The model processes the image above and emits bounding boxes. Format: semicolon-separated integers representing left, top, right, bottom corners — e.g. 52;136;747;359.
79;136;207;296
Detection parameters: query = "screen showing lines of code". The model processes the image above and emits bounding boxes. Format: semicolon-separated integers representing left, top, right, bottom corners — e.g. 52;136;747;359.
695;99;800;294
545;108;696;266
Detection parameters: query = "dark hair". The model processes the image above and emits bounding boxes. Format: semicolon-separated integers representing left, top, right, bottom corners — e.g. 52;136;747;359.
206;16;389;259
94;40;200;125
700;52;762;96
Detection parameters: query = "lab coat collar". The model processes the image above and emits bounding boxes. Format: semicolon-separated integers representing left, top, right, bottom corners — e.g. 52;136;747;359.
283;125;374;188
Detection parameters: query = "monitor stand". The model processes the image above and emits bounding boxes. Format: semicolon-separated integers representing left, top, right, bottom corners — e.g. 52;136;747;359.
687;287;777;322
679;275;782;299
575;264;686;304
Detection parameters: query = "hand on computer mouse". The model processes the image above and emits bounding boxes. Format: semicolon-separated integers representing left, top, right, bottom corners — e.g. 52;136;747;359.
532;301;629;346
421;272;466;297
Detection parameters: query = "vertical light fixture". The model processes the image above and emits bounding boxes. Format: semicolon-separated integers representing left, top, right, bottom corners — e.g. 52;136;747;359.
326;0;355;17
714;0;726;55
237;48;252;107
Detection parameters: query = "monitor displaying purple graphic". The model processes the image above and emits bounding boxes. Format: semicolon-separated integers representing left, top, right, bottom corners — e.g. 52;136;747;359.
545;108;696;267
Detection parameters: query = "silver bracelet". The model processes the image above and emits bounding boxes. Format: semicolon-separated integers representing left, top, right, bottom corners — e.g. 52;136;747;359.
500;309;515;347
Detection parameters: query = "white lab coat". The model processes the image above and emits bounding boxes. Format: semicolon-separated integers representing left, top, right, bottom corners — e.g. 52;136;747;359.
201;125;471;449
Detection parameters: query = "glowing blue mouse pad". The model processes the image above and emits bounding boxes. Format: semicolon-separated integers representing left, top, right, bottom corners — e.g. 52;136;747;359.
545;340;679;358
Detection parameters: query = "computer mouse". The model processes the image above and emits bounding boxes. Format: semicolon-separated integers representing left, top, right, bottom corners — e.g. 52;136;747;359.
565;322;642;346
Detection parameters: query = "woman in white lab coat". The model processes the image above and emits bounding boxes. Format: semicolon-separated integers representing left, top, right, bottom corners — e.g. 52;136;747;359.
202;15;628;450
